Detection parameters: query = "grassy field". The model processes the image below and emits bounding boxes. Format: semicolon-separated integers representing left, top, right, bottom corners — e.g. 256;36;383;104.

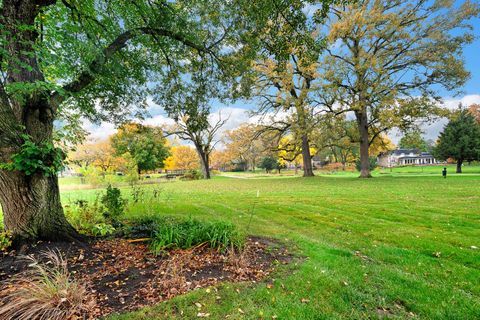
54;166;480;319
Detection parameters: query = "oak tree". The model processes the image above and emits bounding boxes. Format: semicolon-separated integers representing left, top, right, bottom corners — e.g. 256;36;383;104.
0;0;265;242
320;0;478;177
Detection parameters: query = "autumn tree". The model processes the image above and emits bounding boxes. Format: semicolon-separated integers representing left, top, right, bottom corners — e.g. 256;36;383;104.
320;0;478;178
254;39;322;177
165;110;227;179
165;145;200;171
315;115;394;169
314;116;358;169
69;140;118;176
368;134;396;156
210;149;235;172
249;1;352;177
434;109;480;173
68;143;98;169
468;104;480;124
224;124;274;171
276;135;316;173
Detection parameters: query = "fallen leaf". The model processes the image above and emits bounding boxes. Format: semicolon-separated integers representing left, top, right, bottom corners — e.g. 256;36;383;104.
197;312;210;317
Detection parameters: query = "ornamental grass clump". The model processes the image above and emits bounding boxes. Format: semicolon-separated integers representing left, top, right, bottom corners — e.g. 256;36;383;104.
0;250;95;320
150;217;244;255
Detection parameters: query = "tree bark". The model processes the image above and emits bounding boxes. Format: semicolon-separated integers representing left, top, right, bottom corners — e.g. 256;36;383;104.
356;110;372;178
195;147;211;179
301;134;314;177
456;159;463;173
0;171;80;243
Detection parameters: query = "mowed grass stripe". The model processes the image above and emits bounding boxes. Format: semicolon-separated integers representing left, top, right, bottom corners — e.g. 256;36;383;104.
57;174;479;319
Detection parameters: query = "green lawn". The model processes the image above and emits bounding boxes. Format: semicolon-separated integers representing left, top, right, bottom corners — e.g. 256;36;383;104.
57;171;480;319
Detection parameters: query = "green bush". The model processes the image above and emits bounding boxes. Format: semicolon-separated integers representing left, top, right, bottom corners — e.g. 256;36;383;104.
91;223;116;237
150;217;244;255
101;184;127;224
355;157;378;172
123;215;166;238
65;196;115;237
65;198;102;234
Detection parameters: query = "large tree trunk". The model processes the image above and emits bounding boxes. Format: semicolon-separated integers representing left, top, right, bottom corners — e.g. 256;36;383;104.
195;146;211;179
456;159;463;173
356;110;372;178
0;0;80;243
0;171;80;243
301;134;314;177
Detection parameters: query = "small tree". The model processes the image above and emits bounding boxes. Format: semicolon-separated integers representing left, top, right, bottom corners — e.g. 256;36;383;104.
434;110;480;173
259;156;278;174
167;111;227;179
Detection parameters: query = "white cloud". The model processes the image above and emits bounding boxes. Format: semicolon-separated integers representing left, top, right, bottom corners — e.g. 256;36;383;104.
142;114;175;127
82;94;480;146
82;120;116;142
392;95;480;144
209;107;250;132
441;94;480;110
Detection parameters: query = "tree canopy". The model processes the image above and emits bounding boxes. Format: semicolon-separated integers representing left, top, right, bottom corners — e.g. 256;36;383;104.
399;131;430;152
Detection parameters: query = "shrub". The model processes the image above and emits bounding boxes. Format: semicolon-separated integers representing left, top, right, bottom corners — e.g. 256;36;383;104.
65;198;102;234
122;215;166;238
130;185;146;203
259;156;278;173
91;223;116;237
101;184;127;224
150;217;244;255
355;157;378;172
322;162;345;172
64;196;115;237
80;165;103;187
181;169;202;181
0;250;95;320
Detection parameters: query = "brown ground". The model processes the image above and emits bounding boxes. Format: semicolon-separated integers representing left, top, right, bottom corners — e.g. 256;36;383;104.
0;237;291;318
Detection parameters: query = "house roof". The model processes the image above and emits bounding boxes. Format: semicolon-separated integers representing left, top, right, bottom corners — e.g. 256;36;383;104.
379;149;434;157
390;149;419;156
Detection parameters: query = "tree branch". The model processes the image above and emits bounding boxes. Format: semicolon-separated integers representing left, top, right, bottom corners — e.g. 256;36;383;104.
51;27;209;106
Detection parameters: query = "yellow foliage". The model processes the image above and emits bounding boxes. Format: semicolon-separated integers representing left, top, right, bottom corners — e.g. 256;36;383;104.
165;145;200;170
369;134;396;155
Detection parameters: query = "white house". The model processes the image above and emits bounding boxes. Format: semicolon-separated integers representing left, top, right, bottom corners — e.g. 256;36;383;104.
377;149;439;167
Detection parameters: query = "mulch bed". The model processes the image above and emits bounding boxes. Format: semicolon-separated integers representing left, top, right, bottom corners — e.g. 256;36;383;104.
0;237;291;318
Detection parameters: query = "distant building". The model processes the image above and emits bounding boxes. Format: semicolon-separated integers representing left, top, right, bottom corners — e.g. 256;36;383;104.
377;149;439;167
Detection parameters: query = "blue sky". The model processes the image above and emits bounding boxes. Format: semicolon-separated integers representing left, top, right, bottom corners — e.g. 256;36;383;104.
459;15;480;96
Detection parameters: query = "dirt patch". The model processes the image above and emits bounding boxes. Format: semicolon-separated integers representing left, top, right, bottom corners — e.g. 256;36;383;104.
0;237;291;318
